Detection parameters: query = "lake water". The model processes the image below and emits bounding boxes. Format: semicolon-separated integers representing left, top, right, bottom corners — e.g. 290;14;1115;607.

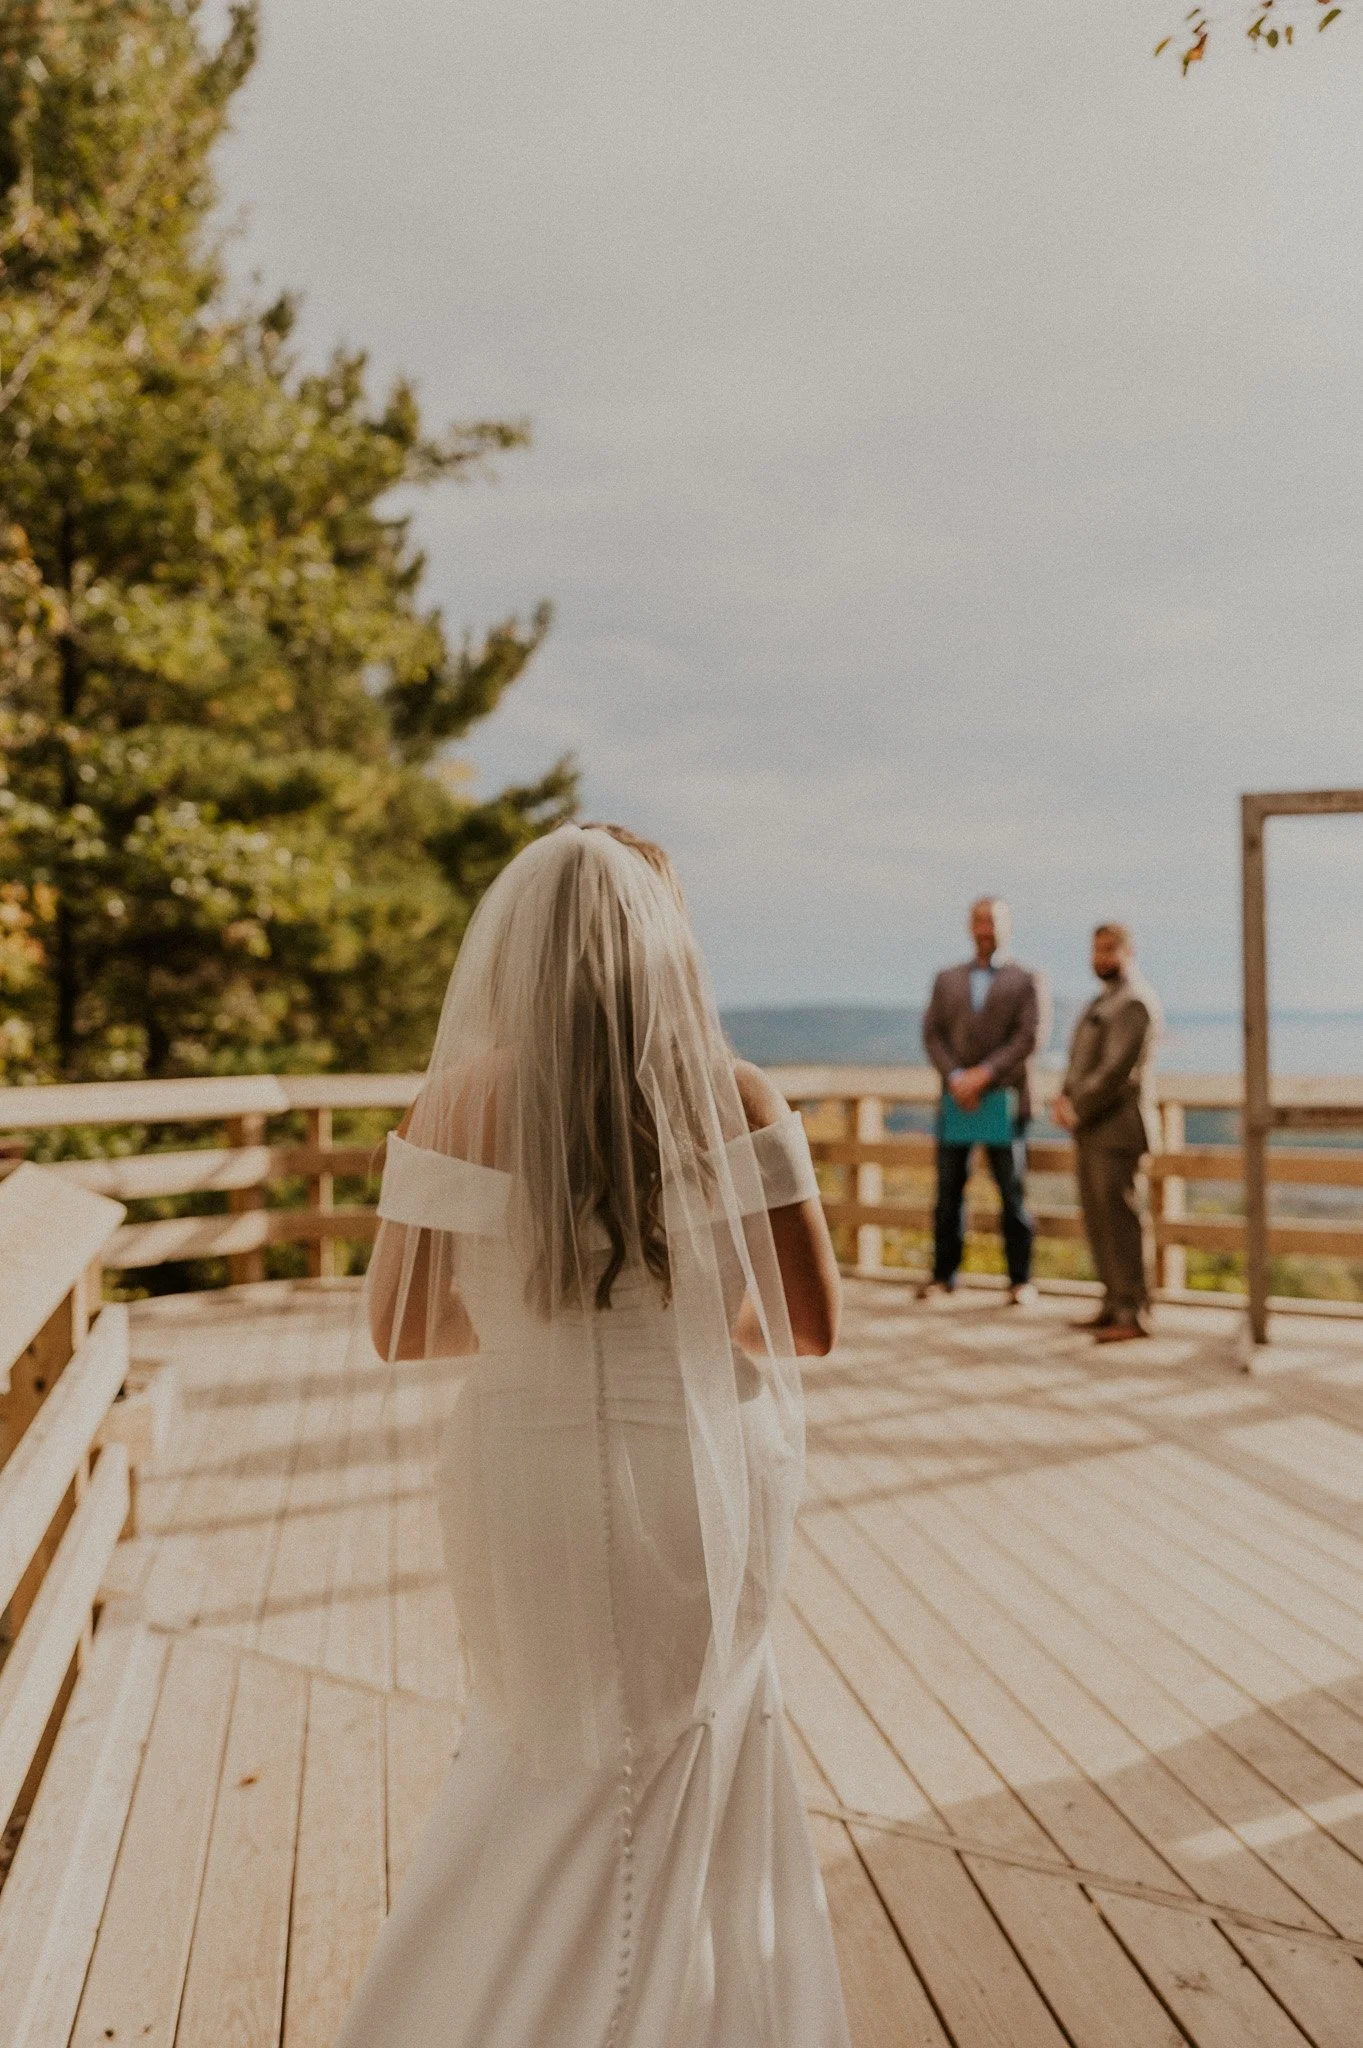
722;1006;1363;1077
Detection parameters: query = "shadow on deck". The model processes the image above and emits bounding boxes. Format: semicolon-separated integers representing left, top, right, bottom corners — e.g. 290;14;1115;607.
11;1277;1363;2046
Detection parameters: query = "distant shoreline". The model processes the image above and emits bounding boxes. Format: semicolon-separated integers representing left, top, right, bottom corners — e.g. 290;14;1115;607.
722;1003;1363;1023
721;1004;1363;1077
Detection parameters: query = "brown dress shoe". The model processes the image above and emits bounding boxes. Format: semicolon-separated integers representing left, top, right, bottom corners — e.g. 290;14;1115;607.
1093;1317;1150;1344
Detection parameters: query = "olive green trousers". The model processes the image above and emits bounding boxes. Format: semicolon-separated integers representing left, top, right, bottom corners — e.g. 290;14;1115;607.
1075;1140;1151;1318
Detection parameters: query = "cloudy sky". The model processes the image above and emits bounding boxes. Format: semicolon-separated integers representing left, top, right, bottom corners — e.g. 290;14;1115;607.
210;0;1363;1012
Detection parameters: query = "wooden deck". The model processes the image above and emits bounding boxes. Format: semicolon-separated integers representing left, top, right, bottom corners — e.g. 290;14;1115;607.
23;1277;1363;2046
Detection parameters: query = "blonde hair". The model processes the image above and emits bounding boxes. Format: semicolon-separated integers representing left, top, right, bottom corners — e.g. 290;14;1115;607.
522;823;713;1314
581;821;686;907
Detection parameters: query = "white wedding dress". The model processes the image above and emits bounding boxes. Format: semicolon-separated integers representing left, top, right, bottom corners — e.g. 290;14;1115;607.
333;824;851;2048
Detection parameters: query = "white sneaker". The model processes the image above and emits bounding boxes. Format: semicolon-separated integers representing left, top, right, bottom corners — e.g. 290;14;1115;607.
1007;1283;1039;1307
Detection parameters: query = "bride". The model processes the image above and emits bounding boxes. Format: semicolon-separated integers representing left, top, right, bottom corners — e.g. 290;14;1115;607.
336;821;850;2047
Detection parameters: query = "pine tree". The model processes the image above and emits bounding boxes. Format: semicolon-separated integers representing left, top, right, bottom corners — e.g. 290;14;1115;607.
0;0;573;1082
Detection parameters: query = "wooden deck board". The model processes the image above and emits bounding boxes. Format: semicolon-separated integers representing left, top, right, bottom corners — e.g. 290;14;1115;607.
788;1532;1053;1854
199;1322;308;1651
911;1487;1363;1939
774;1597;935;1824
991;1457;1363;1772
1147;1437;1363;1581
1080;1453;1363;1679
136;1304;289;1637
1097;1892;1314;2047
795;1283;1363;2044
852;1829;1071;2048
320;1358;396;1694
70;1634;238;2048
814;1450;1321;1926
810;1817;953;2047
252;1306;352;1674
798;1503;1174;1884
1024;1450;1363;1790
282;1673;387;2048
0;1612;167;2048
19;1276;1363;2046
389;1360;461;1701
963;1857;1186;2048
175;1653;309;2048
954;1471;1363;1888
1221;1925;1363;2047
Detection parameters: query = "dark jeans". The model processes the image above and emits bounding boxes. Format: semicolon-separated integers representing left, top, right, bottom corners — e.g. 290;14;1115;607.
933;1128;1034;1287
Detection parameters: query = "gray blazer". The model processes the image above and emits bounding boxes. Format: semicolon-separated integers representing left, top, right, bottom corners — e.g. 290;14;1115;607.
922;960;1049;1123
1063;970;1162;1153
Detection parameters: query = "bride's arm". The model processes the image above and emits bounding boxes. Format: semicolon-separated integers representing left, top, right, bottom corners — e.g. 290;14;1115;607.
367;1101;479;1359
367;1218;479;1360
732;1060;841;1357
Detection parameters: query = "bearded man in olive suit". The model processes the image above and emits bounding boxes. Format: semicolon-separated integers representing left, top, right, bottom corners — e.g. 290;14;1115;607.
1053;922;1163;1342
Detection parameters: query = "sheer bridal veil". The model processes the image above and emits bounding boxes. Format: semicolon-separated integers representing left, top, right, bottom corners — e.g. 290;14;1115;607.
356;822;814;1773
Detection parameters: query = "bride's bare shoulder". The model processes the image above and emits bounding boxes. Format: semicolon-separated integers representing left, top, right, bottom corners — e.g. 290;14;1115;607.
422;1048;512;1099
731;1058;788;1133
406;1050;513;1165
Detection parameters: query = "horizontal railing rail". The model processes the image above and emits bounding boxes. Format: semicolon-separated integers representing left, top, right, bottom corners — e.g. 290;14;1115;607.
0;1166;133;1849
763;1064;1363;1296
0;1073;424;1130
0;1073;421;1284
3;1064;1363;1302
760;1062;1363;1116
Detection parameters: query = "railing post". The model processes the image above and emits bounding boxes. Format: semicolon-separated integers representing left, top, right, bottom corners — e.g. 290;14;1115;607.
853;1096;884;1276
227;1111;267;1285
1242;795;1271;1348
1159;1099;1186;1292
306;1106;335;1279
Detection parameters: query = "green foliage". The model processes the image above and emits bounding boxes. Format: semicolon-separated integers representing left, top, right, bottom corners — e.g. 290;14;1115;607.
0;0;574;1083
1156;0;1347;68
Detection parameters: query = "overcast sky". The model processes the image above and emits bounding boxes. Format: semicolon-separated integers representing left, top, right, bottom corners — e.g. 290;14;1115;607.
209;1;1363;1011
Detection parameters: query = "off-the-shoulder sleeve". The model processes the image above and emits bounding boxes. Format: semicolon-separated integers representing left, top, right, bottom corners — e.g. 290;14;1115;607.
723;1108;820;1215
377;1131;511;1237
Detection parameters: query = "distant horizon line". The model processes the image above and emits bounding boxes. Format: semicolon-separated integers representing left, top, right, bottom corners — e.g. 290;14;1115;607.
719;1001;1363;1023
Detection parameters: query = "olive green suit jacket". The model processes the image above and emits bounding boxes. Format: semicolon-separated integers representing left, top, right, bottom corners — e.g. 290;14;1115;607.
1063;971;1162;1154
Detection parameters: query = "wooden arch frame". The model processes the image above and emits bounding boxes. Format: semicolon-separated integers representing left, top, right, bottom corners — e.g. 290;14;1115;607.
1241;788;1363;1347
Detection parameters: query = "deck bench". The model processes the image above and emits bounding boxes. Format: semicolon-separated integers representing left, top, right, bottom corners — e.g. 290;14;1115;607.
0;1165;166;2048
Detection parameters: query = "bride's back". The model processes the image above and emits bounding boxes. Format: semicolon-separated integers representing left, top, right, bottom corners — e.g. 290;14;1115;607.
370;823;810;1772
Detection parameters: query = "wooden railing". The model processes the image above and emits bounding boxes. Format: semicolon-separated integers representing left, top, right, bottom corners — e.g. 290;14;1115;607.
2;1065;1363;1305
0;1166;132;1848
0;1074;421;1282
766;1064;1363;1298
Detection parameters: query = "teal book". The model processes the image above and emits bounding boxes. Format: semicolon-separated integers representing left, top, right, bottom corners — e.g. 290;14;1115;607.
939;1086;1017;1147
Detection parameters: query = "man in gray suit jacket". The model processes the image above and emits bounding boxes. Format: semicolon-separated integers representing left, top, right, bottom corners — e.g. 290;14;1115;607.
921;898;1049;1303
1053;923;1162;1342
